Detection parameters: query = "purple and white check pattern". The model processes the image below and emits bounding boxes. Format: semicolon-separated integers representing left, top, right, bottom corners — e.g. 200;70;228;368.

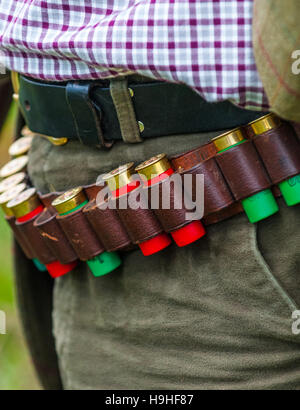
0;0;269;110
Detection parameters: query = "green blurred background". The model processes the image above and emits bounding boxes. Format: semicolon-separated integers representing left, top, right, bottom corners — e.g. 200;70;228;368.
0;103;40;390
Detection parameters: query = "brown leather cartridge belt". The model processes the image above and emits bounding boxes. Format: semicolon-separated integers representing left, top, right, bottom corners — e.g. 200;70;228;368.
2;113;300;268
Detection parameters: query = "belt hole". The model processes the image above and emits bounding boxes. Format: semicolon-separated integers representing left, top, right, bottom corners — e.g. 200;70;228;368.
24;100;31;111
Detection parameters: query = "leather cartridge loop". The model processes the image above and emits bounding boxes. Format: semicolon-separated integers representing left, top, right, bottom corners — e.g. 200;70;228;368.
145;174;195;233
66;81;112;148
16;215;56;264
56;207;105;261
111;187;164;244
83;199;132;252
203;202;244;225
215;140;272;201
246;122;300;185
34;208;78;264
185;159;234;217
171;146;234;217
83;184;103;200
6;215;34;259
291;122;300;141
39;192;62;209
110;77;142;144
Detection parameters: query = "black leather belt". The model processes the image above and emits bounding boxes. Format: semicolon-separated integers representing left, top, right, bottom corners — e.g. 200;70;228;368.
18;74;265;148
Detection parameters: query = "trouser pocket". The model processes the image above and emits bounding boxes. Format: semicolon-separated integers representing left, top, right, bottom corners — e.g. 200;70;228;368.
256;198;300;311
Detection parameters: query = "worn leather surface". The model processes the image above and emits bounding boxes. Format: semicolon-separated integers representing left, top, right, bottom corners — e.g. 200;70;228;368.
39;192;61;208
246;122;300;185
83;199;132;252
187;159;234;217
16;214;56;264
203;201;244;225
57;208;105;261
83;184;102;200
19;75;265;146
34;208;78;265
113;188;164;244
172;142;237;220
171;142;217;171
145;176;193;233
6;215;34;259
216;141;272;201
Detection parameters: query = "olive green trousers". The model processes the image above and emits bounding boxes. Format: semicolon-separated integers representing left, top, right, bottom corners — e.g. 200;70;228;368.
17;124;300;390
